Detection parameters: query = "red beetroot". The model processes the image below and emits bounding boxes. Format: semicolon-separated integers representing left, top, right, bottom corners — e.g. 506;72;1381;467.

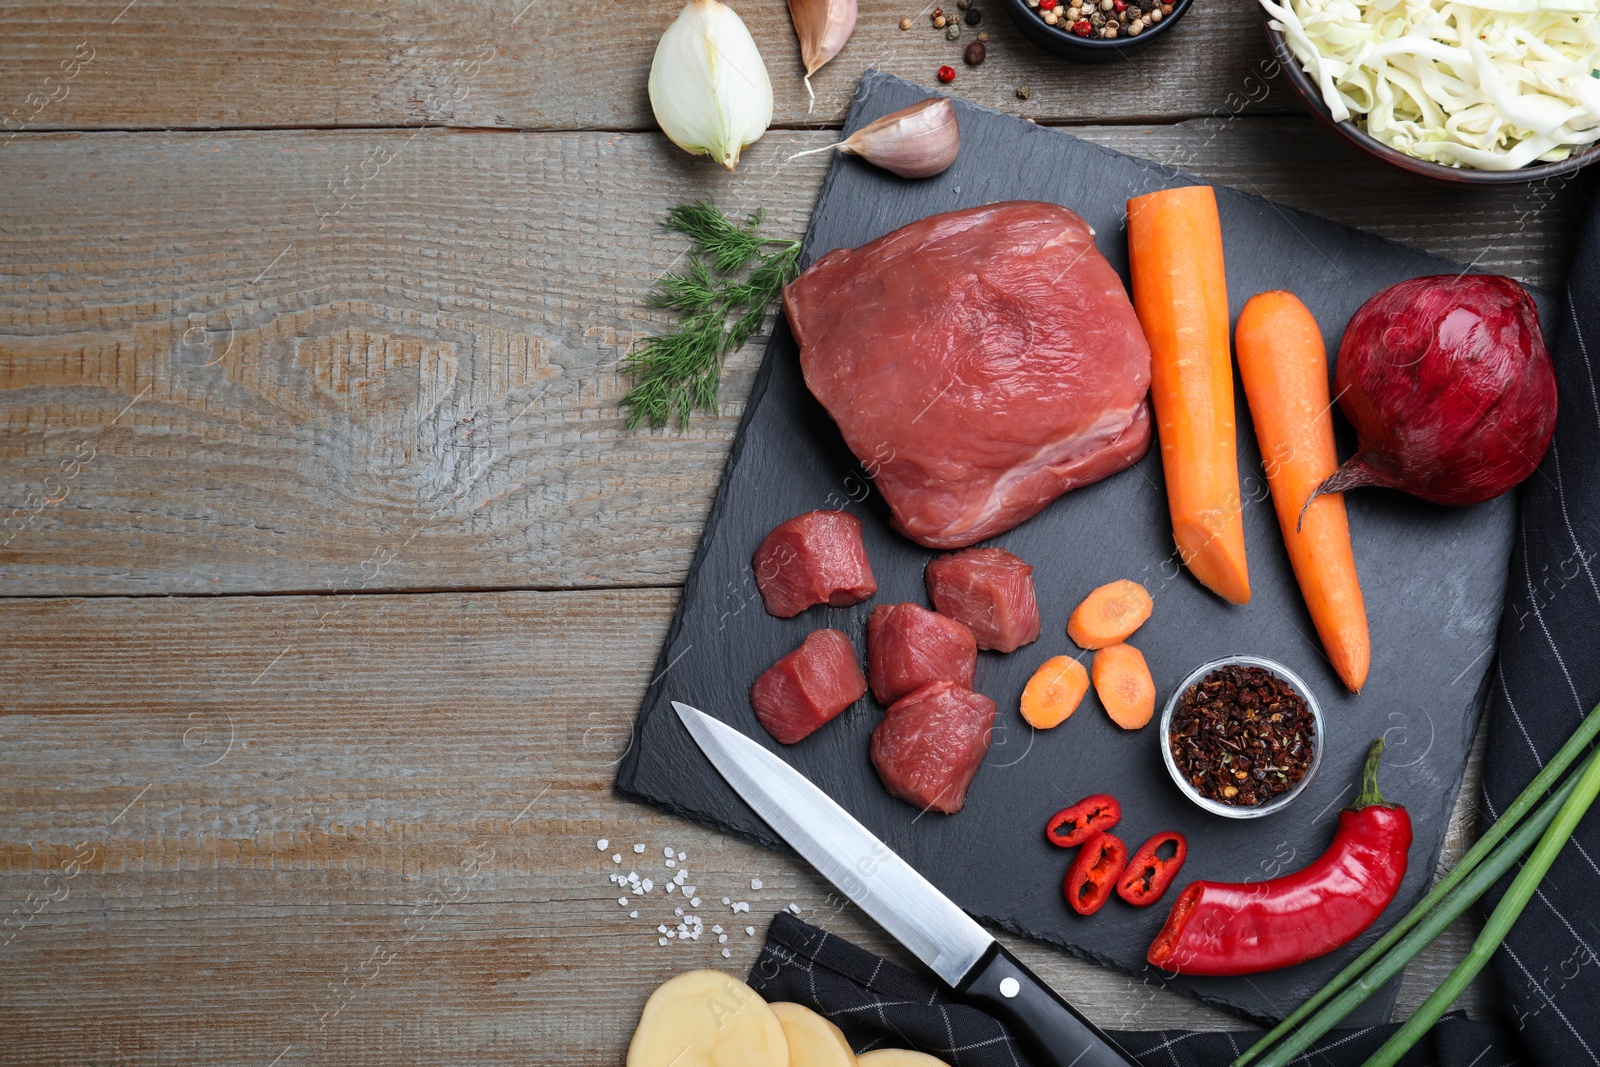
753;511;878;618
1316;274;1557;508
749;629;868;744
870;680;996;813
867;602;978;705
925;547;1041;653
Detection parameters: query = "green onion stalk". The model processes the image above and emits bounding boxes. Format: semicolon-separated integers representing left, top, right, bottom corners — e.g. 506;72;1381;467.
1236;699;1600;1067
1359;741;1600;1067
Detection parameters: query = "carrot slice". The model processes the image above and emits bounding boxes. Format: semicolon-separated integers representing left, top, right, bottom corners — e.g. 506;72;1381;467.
1125;185;1251;605
1235;291;1371;692
1020;655;1090;729
1091;643;1156;730
1067;579;1154;650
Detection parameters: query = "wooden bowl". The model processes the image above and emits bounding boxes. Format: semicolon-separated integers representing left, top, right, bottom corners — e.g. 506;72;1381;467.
999;0;1193;63
1262;9;1600;185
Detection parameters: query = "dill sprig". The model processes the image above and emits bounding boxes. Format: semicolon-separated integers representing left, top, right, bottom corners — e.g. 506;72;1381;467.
622;201;801;430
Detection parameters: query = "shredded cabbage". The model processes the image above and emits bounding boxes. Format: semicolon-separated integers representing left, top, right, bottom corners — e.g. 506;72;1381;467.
1260;0;1600;170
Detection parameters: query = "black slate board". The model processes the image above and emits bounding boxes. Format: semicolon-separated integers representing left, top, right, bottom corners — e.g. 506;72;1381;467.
617;70;1550;1024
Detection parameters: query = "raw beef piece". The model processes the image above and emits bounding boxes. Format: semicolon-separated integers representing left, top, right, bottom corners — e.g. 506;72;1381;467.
867;602;977;705
750;629;868;744
783;201;1153;549
925;546;1041;653
753;510;878;618
870;680;997;814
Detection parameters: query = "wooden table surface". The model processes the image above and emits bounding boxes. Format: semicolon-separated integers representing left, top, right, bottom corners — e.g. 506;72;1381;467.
1;2;1584;1062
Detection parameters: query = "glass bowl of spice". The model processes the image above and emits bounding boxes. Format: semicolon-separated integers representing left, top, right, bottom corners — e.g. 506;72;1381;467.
999;0;1193;62
1160;655;1323;819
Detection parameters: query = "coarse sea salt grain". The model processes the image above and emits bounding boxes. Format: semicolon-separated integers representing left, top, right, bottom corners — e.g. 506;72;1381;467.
722;948;732;958
678;851;686;861
612;854;621;864
597;838;609;851
751;877;763;890
666;883;676;894
712;924;723;934
721;897;731;906
618;897;628;906
691;897;702;907
664;846;675;858
629;910;638;918
683;885;696;897
718;933;728;943
787;903;802;915
659;937;668;946
641;879;654;893
674;870;688;885
732;901;750;914
665;859;676;868
634;843;645;854
746;926;756;936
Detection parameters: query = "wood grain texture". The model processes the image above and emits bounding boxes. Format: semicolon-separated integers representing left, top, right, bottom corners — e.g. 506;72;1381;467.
0;123;1585;596
0;0;1297;134
0;589;1493;1065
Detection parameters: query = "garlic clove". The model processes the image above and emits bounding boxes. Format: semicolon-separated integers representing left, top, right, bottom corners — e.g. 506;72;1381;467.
787;0;857;110
648;0;774;172
836;96;961;179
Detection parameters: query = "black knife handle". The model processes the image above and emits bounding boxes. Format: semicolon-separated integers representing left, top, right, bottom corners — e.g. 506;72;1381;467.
956;942;1141;1067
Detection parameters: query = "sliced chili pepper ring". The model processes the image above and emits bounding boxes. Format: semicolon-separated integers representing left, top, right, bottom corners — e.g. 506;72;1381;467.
1115;831;1188;907
1062;831;1128;915
1045;793;1122;848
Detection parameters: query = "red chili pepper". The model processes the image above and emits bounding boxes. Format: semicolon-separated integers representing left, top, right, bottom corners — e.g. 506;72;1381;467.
1045;793;1121;848
937;65;956;83
1062;832;1128;915
1073;18;1092;35
1147;739;1412;975
1115;831;1188;907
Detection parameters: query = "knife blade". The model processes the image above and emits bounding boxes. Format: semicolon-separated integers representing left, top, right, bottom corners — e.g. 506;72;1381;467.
672;701;1141;1067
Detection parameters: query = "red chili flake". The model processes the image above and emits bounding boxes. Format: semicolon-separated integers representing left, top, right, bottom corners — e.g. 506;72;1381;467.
1073;17;1092;34
937;65;956;83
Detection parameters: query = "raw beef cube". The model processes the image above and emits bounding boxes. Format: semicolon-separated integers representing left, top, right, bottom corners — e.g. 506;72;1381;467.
750;629;867;744
783;201;1152;549
870;681;996;814
925;546;1041;653
867;602;977;705
753;510;878;618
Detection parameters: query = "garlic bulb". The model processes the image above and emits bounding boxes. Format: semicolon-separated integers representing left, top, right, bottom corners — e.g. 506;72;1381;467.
789;97;961;179
648;0;774;172
787;0;857;111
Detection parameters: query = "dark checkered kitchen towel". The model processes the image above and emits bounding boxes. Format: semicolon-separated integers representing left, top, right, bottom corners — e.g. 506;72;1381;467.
750;193;1600;1066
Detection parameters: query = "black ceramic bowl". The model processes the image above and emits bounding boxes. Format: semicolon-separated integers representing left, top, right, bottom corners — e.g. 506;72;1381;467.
1001;0;1193;62
1262;9;1600;185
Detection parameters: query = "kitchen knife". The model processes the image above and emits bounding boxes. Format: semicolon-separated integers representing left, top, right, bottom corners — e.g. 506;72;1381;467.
672;701;1141;1067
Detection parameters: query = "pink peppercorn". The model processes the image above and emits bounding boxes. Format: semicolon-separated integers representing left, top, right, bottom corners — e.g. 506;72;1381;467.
1073;17;1092;33
937;65;956;83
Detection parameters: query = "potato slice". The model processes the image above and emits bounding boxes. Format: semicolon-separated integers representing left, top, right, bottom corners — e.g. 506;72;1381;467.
627;970;789;1067
771;1002;857;1067
856;1052;950;1067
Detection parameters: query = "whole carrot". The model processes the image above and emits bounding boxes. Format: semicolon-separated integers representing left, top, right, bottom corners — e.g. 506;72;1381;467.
1235;291;1370;692
1126;186;1250;605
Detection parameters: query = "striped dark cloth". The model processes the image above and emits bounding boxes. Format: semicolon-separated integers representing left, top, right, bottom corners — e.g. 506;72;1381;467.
751;197;1600;1067
751;913;1526;1066
1477;192;1600;1063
